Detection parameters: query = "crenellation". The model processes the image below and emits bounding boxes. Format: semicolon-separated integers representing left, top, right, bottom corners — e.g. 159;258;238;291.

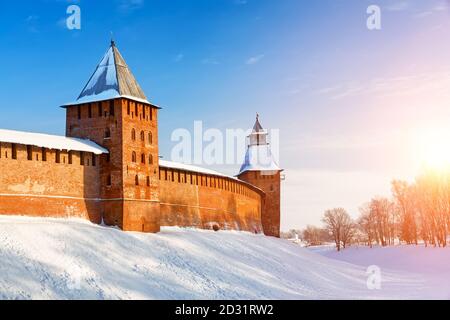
0;41;280;237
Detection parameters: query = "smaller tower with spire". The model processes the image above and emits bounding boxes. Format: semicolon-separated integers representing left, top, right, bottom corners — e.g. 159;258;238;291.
238;115;282;237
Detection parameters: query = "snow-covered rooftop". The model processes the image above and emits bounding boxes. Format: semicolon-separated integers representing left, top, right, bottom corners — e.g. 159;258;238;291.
62;41;151;107
159;160;228;178
0;129;108;155
238;115;281;175
238;144;281;174
159;159;264;192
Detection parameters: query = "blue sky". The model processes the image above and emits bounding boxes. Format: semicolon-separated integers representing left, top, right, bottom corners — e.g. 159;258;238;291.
1;0;450;229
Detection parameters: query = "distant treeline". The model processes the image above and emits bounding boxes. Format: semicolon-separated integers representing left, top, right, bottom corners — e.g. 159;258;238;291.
282;169;450;251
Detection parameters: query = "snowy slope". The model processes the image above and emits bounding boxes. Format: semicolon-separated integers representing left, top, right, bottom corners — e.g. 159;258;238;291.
0;216;433;300
309;245;450;299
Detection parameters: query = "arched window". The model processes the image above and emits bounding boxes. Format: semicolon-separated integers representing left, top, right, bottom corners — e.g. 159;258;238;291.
140;131;145;141
148;132;153;144
149;154;153;165
131;129;136;141
107;175;112;186
135;175;139;186
132;151;136;162
141;153;145;164
105;127;111;138
146;176;150;187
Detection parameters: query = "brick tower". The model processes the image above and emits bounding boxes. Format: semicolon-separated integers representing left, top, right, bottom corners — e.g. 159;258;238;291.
63;40;161;232
238;115;282;237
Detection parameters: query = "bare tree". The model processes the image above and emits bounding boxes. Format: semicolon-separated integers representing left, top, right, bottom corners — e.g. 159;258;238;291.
322;208;355;251
358;203;374;247
392;180;418;245
368;197;396;246
280;229;302;240
341;214;355;249
415;170;450;247
302;225;329;246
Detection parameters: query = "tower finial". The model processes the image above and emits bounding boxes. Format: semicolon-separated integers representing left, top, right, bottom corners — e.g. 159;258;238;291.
110;31;115;46
256;113;259;121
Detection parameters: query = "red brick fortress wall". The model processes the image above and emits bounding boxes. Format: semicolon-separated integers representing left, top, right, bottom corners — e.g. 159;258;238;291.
0;141;267;234
0;97;271;235
238;171;281;237
0;143;101;222
159;166;264;233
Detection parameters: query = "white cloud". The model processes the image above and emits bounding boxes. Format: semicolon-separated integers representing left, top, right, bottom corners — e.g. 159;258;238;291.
246;54;264;65
385;1;409;12
314;71;450;100
56;17;67;29
413;11;433;18
174;53;184;63
117;0;144;12
25;15;39;33
431;1;449;11
201;58;220;65
412;1;449;18
386;0;449;17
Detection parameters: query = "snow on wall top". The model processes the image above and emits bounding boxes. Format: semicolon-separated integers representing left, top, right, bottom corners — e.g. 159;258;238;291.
62;41;150;106
160;160;229;178
238;144;281;175
0;129;109;155
159;160;264;192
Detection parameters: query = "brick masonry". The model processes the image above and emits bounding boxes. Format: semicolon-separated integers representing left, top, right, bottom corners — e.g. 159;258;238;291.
238;171;281;237
0;97;280;237
159;166;264;233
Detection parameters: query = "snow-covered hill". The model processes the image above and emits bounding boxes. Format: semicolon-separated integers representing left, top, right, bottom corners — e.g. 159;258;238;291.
309;244;450;299
0;216;440;299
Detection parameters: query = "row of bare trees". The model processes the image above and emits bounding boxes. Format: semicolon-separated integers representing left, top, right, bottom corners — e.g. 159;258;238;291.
295;169;450;250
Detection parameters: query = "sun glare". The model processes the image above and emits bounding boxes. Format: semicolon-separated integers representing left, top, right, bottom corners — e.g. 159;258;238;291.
417;129;450;172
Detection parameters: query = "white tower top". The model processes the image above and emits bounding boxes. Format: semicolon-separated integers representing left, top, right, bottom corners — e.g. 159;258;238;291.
238;115;281;175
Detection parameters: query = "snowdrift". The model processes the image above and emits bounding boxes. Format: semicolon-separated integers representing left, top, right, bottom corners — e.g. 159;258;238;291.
0;216;434;299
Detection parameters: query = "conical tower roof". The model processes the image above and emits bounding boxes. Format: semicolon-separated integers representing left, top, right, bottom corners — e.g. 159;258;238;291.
253;114;264;133
238;115;281;175
63;41;151;106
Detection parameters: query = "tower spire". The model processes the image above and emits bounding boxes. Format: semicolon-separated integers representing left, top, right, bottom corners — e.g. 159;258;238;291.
63;40;150;106
110;32;115;47
253;113;264;133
